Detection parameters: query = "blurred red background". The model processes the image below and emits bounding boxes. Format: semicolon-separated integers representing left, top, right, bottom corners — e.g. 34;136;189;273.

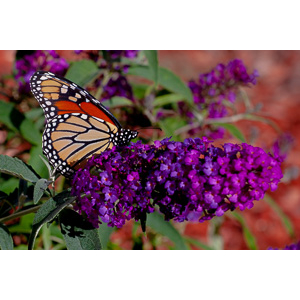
1;50;299;249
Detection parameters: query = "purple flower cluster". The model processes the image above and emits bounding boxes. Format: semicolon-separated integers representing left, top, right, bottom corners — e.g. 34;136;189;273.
186;59;259;139
269;241;300;250
71;137;283;229
189;59;259;105
15;50;68;93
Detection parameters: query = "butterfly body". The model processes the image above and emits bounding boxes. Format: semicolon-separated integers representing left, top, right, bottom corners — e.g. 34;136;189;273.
30;71;137;178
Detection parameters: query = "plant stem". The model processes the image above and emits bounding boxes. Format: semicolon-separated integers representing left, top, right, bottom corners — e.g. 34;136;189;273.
95;70;112;100
0;205;41;224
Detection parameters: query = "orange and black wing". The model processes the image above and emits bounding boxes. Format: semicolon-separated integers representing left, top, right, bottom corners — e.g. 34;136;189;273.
42;113;118;178
30;71;122;128
30;71;121;177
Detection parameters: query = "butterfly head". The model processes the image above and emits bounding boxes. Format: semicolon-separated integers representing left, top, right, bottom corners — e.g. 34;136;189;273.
113;128;138;146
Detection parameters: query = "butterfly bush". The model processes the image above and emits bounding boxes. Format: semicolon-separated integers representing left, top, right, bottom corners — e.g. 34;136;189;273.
185;59;259;139
71;137;283;228
15;50;68;93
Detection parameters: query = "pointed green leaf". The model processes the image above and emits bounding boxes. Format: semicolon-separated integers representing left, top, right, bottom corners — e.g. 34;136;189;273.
65;60;100;87
60;209;102;250
158;68;193;104
153;93;184;108
28;147;49;179
98;222;114;250
214;123;246;143
128;66;193;104
0;223;13;250
39;155;53;178
104;96;134;108
144;50;159;86
33;178;50;204
28;190;75;250
0;154;40;183
147;212;188;250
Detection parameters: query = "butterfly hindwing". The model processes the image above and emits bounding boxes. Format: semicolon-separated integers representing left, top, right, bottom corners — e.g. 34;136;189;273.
43;113;118;177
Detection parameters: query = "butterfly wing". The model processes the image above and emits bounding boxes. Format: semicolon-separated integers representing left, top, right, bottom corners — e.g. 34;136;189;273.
30;71;126;178
30;71;122;128
43;113;118;177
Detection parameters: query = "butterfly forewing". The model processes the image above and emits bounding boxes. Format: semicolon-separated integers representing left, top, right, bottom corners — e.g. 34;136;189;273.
30;71;121;127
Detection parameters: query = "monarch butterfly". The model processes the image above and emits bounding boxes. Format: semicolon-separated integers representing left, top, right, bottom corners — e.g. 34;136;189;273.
30;71;138;178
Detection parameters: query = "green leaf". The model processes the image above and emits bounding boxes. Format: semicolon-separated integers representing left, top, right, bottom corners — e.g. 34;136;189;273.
158;116;187;139
158;68;193;104
65;60;100;87
147;212;188;250
8;213;35;234
214;123;246;143
33;178;50;204
0;101;41;145
144;50;159;86
19;118;42;146
98;222;114;250
0;100;18;131
28;190;75;250
128;66;193;104
25;107;43;121
0;177;19;194
153;93;184;108
104;96;134;108
229;211;258;250
0;223;13;250
28;147;49;179
131;84;148;100
60;209;102;250
264;194;295;238
0;154;40;183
